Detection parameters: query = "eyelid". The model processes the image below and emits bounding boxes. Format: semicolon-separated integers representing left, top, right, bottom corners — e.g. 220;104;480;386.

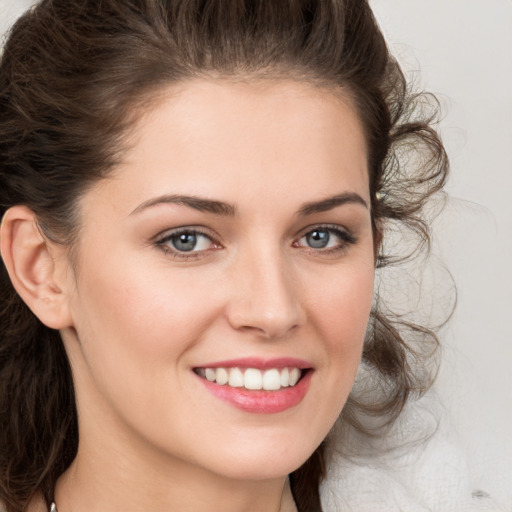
153;226;222;258
295;223;355;241
293;224;357;251
153;225;219;243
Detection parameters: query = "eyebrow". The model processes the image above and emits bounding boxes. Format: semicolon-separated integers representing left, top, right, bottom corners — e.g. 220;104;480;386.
297;192;368;215
129;194;237;216
129;191;368;217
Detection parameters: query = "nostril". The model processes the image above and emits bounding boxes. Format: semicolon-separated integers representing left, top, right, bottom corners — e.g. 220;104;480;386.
235;322;300;340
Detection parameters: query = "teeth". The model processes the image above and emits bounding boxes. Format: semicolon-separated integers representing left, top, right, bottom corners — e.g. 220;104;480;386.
244;368;263;390
197;367;304;391
289;368;301;387
215;368;229;385
228;367;244;387
280;367;290;387
262;369;281;391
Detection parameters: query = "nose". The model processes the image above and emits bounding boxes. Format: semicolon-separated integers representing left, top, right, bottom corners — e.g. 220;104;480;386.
225;249;305;340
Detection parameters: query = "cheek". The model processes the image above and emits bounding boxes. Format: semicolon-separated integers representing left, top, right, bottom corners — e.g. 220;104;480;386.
285;261;374;447
312;263;374;342
70;249;221;376
307;261;374;384
67;251;228;442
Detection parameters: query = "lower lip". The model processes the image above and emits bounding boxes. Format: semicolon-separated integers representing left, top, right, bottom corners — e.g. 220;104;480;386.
196;371;313;414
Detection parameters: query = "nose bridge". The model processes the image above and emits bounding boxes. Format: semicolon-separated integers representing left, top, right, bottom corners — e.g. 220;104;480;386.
227;241;304;339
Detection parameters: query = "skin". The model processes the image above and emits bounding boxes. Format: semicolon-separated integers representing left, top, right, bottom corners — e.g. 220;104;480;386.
1;79;375;512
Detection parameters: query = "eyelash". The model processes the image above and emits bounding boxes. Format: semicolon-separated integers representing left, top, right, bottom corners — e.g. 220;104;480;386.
155;227;219;260
294;225;357;256
154;225;357;260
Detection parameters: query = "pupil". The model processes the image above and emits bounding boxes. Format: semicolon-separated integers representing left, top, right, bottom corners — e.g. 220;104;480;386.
172;232;197;251
308;230;329;249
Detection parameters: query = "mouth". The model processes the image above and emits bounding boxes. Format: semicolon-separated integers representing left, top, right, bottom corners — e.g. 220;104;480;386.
192;359;314;413
193;366;306;391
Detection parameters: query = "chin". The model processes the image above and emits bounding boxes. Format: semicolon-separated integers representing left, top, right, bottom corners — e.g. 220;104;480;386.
198;434;321;482
214;457;309;482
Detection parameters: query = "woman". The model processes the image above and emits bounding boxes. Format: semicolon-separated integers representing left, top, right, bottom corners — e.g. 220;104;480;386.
0;1;448;511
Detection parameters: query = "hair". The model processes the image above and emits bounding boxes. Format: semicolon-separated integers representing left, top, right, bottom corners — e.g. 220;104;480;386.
0;1;449;511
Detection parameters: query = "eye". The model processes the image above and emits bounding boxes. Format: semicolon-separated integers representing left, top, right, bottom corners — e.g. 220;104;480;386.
303;229;332;249
295;226;356;251
155;228;218;255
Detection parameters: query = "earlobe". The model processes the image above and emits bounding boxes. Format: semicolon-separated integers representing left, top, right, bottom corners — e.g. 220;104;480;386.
0;206;73;329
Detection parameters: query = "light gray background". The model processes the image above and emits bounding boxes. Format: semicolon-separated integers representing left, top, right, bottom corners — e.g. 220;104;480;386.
2;0;511;506
371;0;512;504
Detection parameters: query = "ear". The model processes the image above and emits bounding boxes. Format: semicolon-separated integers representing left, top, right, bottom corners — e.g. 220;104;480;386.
0;206;73;329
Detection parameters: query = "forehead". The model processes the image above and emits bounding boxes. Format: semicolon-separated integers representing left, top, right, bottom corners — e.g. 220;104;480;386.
85;79;370;216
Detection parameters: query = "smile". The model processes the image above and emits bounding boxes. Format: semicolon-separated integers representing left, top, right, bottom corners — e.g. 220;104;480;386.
194;367;303;391
193;359;313;414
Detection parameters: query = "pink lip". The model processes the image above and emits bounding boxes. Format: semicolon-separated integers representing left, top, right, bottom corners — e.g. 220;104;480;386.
194;357;312;370
194;367;313;415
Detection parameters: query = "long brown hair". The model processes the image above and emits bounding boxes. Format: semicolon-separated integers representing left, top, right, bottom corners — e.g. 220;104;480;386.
0;1;448;511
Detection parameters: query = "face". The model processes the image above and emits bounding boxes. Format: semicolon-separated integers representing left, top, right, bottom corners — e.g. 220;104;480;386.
62;79;375;482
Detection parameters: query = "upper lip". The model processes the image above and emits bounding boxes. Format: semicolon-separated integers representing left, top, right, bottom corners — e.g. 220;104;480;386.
193;357;313;370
